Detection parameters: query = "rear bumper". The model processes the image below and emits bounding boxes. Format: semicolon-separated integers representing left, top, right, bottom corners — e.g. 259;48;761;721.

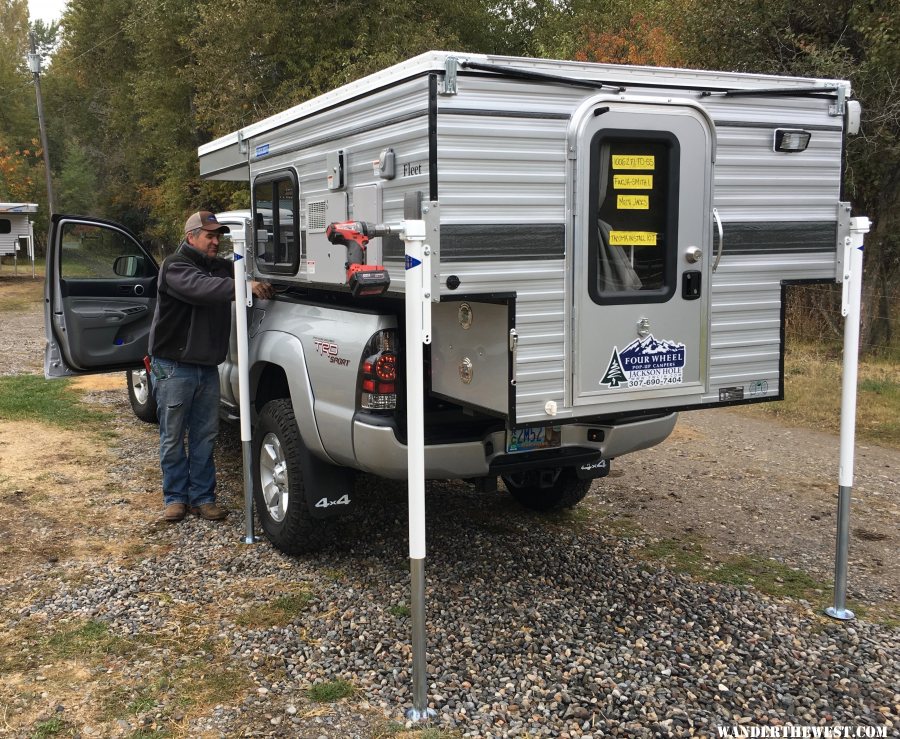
351;412;678;480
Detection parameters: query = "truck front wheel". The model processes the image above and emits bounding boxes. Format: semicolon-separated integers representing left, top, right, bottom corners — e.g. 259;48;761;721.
126;369;158;424
253;399;331;554
502;468;591;512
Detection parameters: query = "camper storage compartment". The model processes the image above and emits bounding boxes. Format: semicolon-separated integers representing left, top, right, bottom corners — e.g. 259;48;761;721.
430;299;514;418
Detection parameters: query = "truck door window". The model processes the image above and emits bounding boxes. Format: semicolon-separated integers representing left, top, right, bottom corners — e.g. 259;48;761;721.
60;223;149;279
588;133;679;305
253;173;299;275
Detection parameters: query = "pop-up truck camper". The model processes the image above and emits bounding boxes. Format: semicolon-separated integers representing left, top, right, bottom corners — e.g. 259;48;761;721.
45;52;865;555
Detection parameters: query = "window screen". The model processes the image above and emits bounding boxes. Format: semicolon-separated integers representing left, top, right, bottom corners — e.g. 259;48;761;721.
588;132;679;305
253;173;299;275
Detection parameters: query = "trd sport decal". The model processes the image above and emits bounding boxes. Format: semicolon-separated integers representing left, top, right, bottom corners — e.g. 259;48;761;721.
600;335;686;389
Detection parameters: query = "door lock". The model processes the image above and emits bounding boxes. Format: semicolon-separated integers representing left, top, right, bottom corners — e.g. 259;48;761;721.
685;246;702;264
637;317;651;338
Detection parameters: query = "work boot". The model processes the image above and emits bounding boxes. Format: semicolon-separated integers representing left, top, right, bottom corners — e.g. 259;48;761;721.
191;503;229;521
162;502;187;522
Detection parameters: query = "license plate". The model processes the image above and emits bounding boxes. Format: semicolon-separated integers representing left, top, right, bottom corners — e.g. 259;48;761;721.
507;426;560;453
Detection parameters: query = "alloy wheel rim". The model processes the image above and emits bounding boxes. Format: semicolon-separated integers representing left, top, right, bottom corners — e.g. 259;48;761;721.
259;432;289;522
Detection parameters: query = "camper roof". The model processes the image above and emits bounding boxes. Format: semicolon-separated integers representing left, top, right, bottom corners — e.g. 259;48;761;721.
198;51;851;181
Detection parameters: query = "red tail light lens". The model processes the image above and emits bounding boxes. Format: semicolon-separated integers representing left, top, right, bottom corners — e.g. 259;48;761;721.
360;329;398;411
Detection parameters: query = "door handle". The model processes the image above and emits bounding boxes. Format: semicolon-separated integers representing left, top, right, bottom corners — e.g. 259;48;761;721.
712;208;724;273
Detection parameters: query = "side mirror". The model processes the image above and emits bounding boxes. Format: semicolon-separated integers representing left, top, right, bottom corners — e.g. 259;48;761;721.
113;255;141;277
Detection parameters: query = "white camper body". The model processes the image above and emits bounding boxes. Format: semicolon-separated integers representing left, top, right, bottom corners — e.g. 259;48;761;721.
0;203;37;260
199;51;855;428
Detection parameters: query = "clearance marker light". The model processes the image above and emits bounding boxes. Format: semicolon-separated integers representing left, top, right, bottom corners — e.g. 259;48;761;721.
774;128;811;153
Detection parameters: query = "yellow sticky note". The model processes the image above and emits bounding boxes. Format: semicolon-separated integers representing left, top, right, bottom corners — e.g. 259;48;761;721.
609;231;658;246
617;194;649;210
612;154;655;170
613;174;653;190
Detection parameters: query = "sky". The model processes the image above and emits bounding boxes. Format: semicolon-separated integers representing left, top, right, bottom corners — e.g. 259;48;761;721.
27;0;68;24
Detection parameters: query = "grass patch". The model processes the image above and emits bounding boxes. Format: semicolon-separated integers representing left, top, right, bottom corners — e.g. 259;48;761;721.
0;375;111;430
639;536;829;601
739;344;900;449
307;679;355;703
46;620;132;659
30;717;71;738
235;591;313;628
176;659;250;707
388;604;411;618
0;273;44;311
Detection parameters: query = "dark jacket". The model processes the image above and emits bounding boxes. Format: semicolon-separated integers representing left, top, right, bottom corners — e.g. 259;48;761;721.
149;242;235;366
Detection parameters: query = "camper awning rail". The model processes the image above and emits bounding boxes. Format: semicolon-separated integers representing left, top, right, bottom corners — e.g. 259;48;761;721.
459;60;625;93
701;86;840;98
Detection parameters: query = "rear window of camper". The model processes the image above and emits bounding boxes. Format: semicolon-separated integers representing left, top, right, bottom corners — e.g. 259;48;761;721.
588;133;679;305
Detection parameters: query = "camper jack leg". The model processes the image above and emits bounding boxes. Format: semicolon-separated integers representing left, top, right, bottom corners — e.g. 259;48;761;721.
403;218;437;723
233;219;258;546
826;215;869;622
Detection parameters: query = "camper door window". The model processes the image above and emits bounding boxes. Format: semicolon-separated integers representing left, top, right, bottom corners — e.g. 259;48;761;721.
252;171;300;275
588;133;679;305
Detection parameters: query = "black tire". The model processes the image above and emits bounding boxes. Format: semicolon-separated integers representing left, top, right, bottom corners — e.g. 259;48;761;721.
126;369;158;424
502;467;591;512
253;398;332;555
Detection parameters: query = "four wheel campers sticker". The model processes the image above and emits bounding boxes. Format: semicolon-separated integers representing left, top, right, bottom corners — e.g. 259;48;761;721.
600;335;686;389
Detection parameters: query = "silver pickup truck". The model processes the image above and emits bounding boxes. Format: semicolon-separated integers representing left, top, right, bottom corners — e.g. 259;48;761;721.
44;210;675;555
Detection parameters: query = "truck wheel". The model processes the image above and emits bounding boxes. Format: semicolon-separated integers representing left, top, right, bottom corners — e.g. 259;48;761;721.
126;369;158;424
253;398;331;554
502;468;591;512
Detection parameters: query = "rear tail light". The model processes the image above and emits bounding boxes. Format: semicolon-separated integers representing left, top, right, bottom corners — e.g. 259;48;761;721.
360;329;398;411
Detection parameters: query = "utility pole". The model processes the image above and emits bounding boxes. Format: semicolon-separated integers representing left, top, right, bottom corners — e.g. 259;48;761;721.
28;32;55;216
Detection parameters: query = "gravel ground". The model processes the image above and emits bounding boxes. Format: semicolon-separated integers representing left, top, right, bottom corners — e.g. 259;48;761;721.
1;291;898;737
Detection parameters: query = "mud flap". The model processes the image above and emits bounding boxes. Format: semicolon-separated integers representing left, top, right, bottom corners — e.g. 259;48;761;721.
298;444;357;519
575;457;611;480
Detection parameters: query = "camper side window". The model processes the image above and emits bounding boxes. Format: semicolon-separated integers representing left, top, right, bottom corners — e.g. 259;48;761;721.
0;219;11;235
253;172;300;275
588;133;679;305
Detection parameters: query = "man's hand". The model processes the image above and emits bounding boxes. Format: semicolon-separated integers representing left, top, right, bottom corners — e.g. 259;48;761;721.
250;281;275;300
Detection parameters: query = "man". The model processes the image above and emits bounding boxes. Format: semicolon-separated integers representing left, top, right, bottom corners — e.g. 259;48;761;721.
149;211;273;522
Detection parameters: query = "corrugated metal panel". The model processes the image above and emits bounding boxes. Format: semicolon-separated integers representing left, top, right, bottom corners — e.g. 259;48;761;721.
704;252;837;403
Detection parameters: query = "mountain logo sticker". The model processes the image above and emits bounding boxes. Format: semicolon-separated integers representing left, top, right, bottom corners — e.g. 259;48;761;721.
600;335;686;389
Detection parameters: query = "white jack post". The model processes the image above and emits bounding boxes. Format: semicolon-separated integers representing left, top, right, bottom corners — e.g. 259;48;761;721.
234;219;258;545
402;218;437;723
826;215;870;622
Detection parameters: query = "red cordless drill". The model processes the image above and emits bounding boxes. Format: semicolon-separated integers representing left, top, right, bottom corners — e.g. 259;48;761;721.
325;221;394;297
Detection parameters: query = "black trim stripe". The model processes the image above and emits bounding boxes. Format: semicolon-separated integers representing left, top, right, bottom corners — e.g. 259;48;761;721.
441;108;571;120
441;224;566;262
429;74;438;202
716;221;836;255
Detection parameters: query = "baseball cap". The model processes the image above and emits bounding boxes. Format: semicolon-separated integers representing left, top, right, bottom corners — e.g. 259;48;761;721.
184;211;230;234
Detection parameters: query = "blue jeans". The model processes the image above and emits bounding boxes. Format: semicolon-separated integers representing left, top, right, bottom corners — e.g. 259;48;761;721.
151;357;220;507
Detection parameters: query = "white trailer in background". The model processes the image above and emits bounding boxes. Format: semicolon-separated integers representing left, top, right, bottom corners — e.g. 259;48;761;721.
0;203;38;276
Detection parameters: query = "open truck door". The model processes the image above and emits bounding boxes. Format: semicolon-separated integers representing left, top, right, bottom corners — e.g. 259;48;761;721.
44;214;158;378
570;97;715;414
